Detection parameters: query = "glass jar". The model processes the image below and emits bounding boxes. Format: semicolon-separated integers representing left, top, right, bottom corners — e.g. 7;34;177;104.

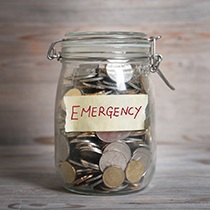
47;31;174;195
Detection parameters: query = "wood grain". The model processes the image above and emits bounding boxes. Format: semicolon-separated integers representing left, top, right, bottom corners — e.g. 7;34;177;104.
0;143;210;209
0;0;210;144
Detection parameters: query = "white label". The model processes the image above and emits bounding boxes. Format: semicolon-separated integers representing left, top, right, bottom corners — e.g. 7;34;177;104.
64;94;148;132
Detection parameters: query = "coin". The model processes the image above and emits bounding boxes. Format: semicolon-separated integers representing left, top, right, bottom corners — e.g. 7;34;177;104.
104;141;131;162
80;159;100;170
80;146;102;154
79;76;104;83
139;73;150;94
74;174;93;186
69;159;88;168
130;130;147;137
61;88;82;110
59;161;76;184
77;132;96;138
98;182;128;192
73;64;98;79
82;82;105;90
102;166;125;189
58;135;70;162
96;131;131;143
132;147;152;170
99;150;127;171
127;81;141;91
89;178;103;188
125;160;145;183
106;63;134;83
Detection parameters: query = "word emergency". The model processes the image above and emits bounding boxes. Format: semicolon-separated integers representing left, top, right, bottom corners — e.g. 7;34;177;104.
70;105;143;120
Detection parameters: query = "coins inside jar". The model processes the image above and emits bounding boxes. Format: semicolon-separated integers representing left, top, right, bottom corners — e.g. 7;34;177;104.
56;62;153;193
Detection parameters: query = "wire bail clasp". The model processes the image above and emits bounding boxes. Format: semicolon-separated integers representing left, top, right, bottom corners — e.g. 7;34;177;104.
47;39;64;61
149;36;175;91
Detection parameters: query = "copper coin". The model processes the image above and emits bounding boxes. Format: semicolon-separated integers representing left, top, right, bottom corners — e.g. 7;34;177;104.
59;161;76;184
102;166;125;189
125;160;145;183
61;88;82;110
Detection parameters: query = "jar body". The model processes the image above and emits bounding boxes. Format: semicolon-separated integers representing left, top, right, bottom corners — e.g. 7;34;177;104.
54;32;156;195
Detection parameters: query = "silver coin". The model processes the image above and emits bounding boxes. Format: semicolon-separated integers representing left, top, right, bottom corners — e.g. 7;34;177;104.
101;80;117;87
82;82;105;90
104;141;131;162
127;81;141;91
80;146;102;155
69;159;88;168
58;135;70;162
71;139;100;147
70;138;93;144
139;74;150;94
77;132;96;138
97;81;118;90
73;64;98;79
80;159;100;170
99;150;127;171
86;174;102;184
96;131;131;143
75;143;101;150
89;179;103;188
106;63;134;83
130;130;147;137
99;182;128;192
123;138;144;143
132;147;152;170
79;76;104;83
57;113;65;129
74;72;97;80
64;132;81;138
76;168;97;174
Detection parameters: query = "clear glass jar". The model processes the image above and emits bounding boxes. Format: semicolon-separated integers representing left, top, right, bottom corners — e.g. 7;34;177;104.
47;31;173;195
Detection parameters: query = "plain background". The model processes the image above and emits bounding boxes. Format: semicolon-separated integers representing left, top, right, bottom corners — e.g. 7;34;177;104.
0;0;210;146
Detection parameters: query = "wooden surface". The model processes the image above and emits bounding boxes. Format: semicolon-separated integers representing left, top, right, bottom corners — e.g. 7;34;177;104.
0;0;210;145
0;142;210;210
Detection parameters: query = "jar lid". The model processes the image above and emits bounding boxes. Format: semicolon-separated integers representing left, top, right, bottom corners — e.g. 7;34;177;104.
60;31;151;62
47;32;175;90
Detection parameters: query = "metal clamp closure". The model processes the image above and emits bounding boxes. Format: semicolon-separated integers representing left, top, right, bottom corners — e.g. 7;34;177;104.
47;39;64;61
149;36;175;91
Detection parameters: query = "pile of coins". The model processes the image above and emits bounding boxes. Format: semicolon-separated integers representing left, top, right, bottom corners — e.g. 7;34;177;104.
56;63;153;194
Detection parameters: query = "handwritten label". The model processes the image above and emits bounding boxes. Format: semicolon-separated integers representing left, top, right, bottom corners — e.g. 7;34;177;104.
64;94;148;132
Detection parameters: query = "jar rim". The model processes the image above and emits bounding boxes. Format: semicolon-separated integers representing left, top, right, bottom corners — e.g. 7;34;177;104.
61;31;151;62
64;31;148;40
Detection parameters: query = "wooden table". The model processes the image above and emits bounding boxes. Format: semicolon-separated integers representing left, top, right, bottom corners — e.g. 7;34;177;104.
1;142;210;210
